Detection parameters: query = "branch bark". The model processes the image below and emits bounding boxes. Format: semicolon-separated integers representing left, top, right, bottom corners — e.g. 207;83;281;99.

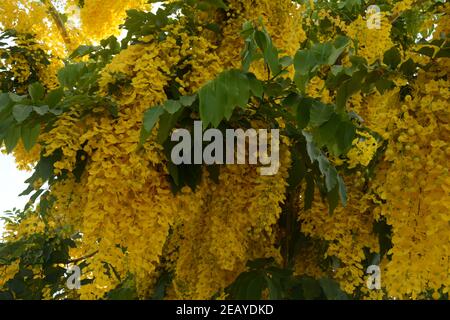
67;250;98;264
41;0;71;46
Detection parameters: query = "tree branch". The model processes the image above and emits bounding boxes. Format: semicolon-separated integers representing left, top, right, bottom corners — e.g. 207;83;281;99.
67;250;98;264
41;0;71;46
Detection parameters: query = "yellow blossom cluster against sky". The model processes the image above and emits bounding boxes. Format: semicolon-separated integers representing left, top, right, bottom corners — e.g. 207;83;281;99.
0;0;448;300
0;1;164;234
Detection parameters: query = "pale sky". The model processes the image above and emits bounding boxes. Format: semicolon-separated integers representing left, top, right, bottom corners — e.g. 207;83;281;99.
0;153;30;233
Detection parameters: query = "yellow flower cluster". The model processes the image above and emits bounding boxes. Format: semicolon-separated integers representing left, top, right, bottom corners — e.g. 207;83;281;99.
0;260;20;288
11;140;41;171
3;0;449;300
78;0;149;41
212;0;306;78
306;76;333;104
345;15;394;65
316;9;347;39
348;88;400;140
435;3;450;38
173;145;290;299
392;0;414;16
2;213;46;240
298;177;379;294
4;53;31;86
372;59;450;298
40;109;85;175
0;0;69;57
347;131;378;169
0;6;66;93
24;1;302;299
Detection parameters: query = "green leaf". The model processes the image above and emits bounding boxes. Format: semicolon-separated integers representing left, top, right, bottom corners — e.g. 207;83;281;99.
279;56;293;67
327;183;340;214
139;106;164;144
28;82;45;102
247;73;263;98
335;119;356;155
157;110;183;145
33;105;49;116
266;275;283;300
205;23;221;34
263;48;281;77
328;36;350;64
245;275;266;300
336;69;366;112
263;82;283;97
12;104;33;123
21;123;40;151
283;93;301;108
229;70;251;110
7;279;27;296
383;47;401;69
302;131;347;210
241;37;258;72
9;93;26;103
333;36;350;51
321;159;338;191
309;101;334;127
254;30;268;51
293;49;316;92
340;0;361;11
375;78;395;94
294;73;309;93
106;276;138;300
296;99;311;129
151;272;172;300
319;278;348;300
337;175;347;207
312;43;333;65
399;58;417;79
0;93;12;112
4;125;21;153
254;29;281;75
241;20;254;36
303;131;321;162
313;113;341;149
199;70;251;127
294;38;349;92
299;276;322;300
57;63;86;88
164;100;182;114
142;106;164;132
49;108;63;116
314;115;356;157
45;88;64;108
69;45;98;59
179;94;197;107
294;49;316;75
199;81;222;127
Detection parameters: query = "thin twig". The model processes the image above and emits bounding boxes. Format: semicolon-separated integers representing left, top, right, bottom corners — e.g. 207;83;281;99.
67;250;98;264
41;0;71;46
